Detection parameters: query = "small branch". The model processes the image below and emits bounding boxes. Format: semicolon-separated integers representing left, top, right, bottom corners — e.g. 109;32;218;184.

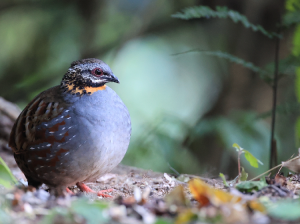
250;155;300;181
269;27;281;169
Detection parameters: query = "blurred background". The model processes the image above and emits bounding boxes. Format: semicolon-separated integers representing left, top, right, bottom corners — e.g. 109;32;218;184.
0;0;296;178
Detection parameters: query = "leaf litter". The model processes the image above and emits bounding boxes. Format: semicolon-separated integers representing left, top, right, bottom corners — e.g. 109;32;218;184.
3;152;300;223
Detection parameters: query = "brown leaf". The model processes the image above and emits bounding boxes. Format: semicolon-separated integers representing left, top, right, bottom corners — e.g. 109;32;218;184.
274;173;286;186
165;185;188;207
282;157;300;173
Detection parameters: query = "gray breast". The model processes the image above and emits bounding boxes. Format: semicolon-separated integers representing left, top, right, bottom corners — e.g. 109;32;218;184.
65;87;131;182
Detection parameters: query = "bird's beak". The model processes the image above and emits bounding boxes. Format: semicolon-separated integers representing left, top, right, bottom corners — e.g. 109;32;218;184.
105;73;120;84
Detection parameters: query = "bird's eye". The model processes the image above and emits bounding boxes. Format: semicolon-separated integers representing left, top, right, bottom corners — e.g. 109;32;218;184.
91;68;103;77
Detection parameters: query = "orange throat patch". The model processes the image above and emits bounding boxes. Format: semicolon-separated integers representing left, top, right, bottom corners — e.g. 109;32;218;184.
66;84;106;95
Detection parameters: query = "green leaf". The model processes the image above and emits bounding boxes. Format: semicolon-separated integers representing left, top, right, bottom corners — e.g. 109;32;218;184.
0;157;17;188
232;143;242;151
155;218;174;224
236;180;267;193
41;199;109;224
284;0;300;26
244;150;263;168
219;173;229;187
40;207;73;224
240;167;248;181
293;25;300;57
172;6;279;38
268;199;300;220
71;199;108;224
286;0;300;12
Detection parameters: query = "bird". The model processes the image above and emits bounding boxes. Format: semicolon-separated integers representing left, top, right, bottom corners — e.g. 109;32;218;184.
9;58;131;197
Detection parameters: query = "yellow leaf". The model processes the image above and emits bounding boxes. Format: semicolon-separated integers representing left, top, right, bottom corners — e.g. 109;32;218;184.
248;200;266;213
189;178;210;206
175;209;196;224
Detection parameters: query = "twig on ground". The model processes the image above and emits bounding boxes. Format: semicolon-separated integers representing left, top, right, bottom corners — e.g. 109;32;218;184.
250;155;300;181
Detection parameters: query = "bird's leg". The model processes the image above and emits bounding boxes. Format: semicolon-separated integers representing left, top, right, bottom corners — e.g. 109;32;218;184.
76;182;113;198
66;187;74;195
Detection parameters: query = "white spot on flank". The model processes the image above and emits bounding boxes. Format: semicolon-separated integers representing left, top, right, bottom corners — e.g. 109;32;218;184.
49;131;54;134
30;147;34;149
40;166;44;168
35;168;39;170
58;144;61;147
68;127;72;129
46;144;51;147
38;157;43;159
28;160;32;162
62;127;66;130
65;110;69;112
44;124;48;126
61;116;64;118
67;117;71;119
55;119;59;122
65;152;69;156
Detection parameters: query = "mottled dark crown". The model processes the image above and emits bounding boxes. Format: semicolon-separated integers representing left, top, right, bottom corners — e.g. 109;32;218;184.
71;58;103;67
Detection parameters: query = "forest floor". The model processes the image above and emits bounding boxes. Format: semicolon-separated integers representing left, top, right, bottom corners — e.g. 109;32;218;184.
1;147;300;224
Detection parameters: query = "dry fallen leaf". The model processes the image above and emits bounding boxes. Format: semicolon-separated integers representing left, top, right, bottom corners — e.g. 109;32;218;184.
282;156;300;173
188;178;266;223
165;185;188;207
189;178;241;207
274;173;287;187
189;179;210;206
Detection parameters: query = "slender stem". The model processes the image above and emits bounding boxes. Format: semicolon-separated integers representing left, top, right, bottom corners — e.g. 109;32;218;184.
269;29;280;169
249;164;281;181
251;155;300;181
238;150;242;177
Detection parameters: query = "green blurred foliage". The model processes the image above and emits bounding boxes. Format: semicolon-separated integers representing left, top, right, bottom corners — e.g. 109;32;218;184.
0;157;17;189
41;198;108;224
235;179;267;193
172;2;300;177
268;199;300;221
288;0;300;147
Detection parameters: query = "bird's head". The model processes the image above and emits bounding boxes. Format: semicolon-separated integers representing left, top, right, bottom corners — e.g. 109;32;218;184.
61;58;119;96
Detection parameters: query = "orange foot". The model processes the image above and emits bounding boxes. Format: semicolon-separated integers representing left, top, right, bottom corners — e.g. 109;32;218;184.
76;182;113;198
66;187;74;194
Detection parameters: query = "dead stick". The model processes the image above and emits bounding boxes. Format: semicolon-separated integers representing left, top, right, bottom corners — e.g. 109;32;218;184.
250;156;300;181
